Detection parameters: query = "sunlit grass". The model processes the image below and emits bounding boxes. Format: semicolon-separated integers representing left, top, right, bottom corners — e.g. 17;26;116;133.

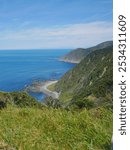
0;105;112;150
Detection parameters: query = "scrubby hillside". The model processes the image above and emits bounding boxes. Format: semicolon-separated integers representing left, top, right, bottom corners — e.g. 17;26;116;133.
60;41;112;63
0;91;42;109
55;46;113;109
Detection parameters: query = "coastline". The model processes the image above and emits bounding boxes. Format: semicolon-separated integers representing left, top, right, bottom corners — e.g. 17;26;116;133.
59;58;80;64
40;80;59;99
26;80;60;99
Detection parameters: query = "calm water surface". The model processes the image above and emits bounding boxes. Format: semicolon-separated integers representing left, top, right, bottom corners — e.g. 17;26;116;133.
0;49;75;100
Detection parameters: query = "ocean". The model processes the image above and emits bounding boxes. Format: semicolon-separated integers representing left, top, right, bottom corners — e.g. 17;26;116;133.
0;49;75;101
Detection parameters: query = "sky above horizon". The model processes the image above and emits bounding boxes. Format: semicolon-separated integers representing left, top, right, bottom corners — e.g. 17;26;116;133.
0;0;113;50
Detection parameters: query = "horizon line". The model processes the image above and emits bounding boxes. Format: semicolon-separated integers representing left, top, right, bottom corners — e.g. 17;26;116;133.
0;48;74;51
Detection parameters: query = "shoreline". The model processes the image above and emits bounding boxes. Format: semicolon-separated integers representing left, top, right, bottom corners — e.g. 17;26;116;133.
40;80;59;99
26;80;60;99
59;58;80;64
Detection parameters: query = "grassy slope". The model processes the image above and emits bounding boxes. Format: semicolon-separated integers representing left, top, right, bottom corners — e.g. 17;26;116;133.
0;106;112;150
55;46;113;108
47;83;56;92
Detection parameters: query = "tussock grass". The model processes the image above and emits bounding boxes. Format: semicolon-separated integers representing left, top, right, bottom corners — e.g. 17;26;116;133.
0;106;112;150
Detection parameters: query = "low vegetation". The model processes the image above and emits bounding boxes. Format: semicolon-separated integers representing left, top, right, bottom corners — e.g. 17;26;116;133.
0;105;112;150
47;83;56;92
0;91;43;109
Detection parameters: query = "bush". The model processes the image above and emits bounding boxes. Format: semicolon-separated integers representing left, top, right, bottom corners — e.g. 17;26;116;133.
0;101;7;109
74;98;94;109
44;96;62;108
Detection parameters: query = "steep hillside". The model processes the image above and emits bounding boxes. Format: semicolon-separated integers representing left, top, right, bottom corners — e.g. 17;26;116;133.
60;41;113;63
55;46;113;108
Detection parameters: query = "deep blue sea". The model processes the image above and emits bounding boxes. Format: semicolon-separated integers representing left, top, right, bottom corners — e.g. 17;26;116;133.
0;49;75;101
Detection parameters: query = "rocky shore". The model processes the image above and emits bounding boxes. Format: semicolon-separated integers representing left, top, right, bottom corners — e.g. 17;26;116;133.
25;80;60;99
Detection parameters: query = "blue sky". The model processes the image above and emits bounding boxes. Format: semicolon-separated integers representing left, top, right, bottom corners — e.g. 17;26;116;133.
0;0;113;49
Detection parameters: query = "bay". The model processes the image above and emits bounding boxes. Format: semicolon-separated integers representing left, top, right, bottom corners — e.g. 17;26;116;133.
0;49;75;100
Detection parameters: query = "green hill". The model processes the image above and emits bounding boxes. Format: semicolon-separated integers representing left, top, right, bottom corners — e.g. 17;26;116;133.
55;46;113;109
60;41;113;63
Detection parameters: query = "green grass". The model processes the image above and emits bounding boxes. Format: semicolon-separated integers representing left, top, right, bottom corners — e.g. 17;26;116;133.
0;105;112;150
47;83;56;92
59;92;73;103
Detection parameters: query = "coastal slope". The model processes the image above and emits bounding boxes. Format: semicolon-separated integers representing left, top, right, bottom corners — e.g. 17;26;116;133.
55;46;113;108
60;41;113;63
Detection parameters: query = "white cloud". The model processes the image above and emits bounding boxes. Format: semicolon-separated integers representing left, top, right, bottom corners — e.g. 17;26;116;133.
0;21;112;49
